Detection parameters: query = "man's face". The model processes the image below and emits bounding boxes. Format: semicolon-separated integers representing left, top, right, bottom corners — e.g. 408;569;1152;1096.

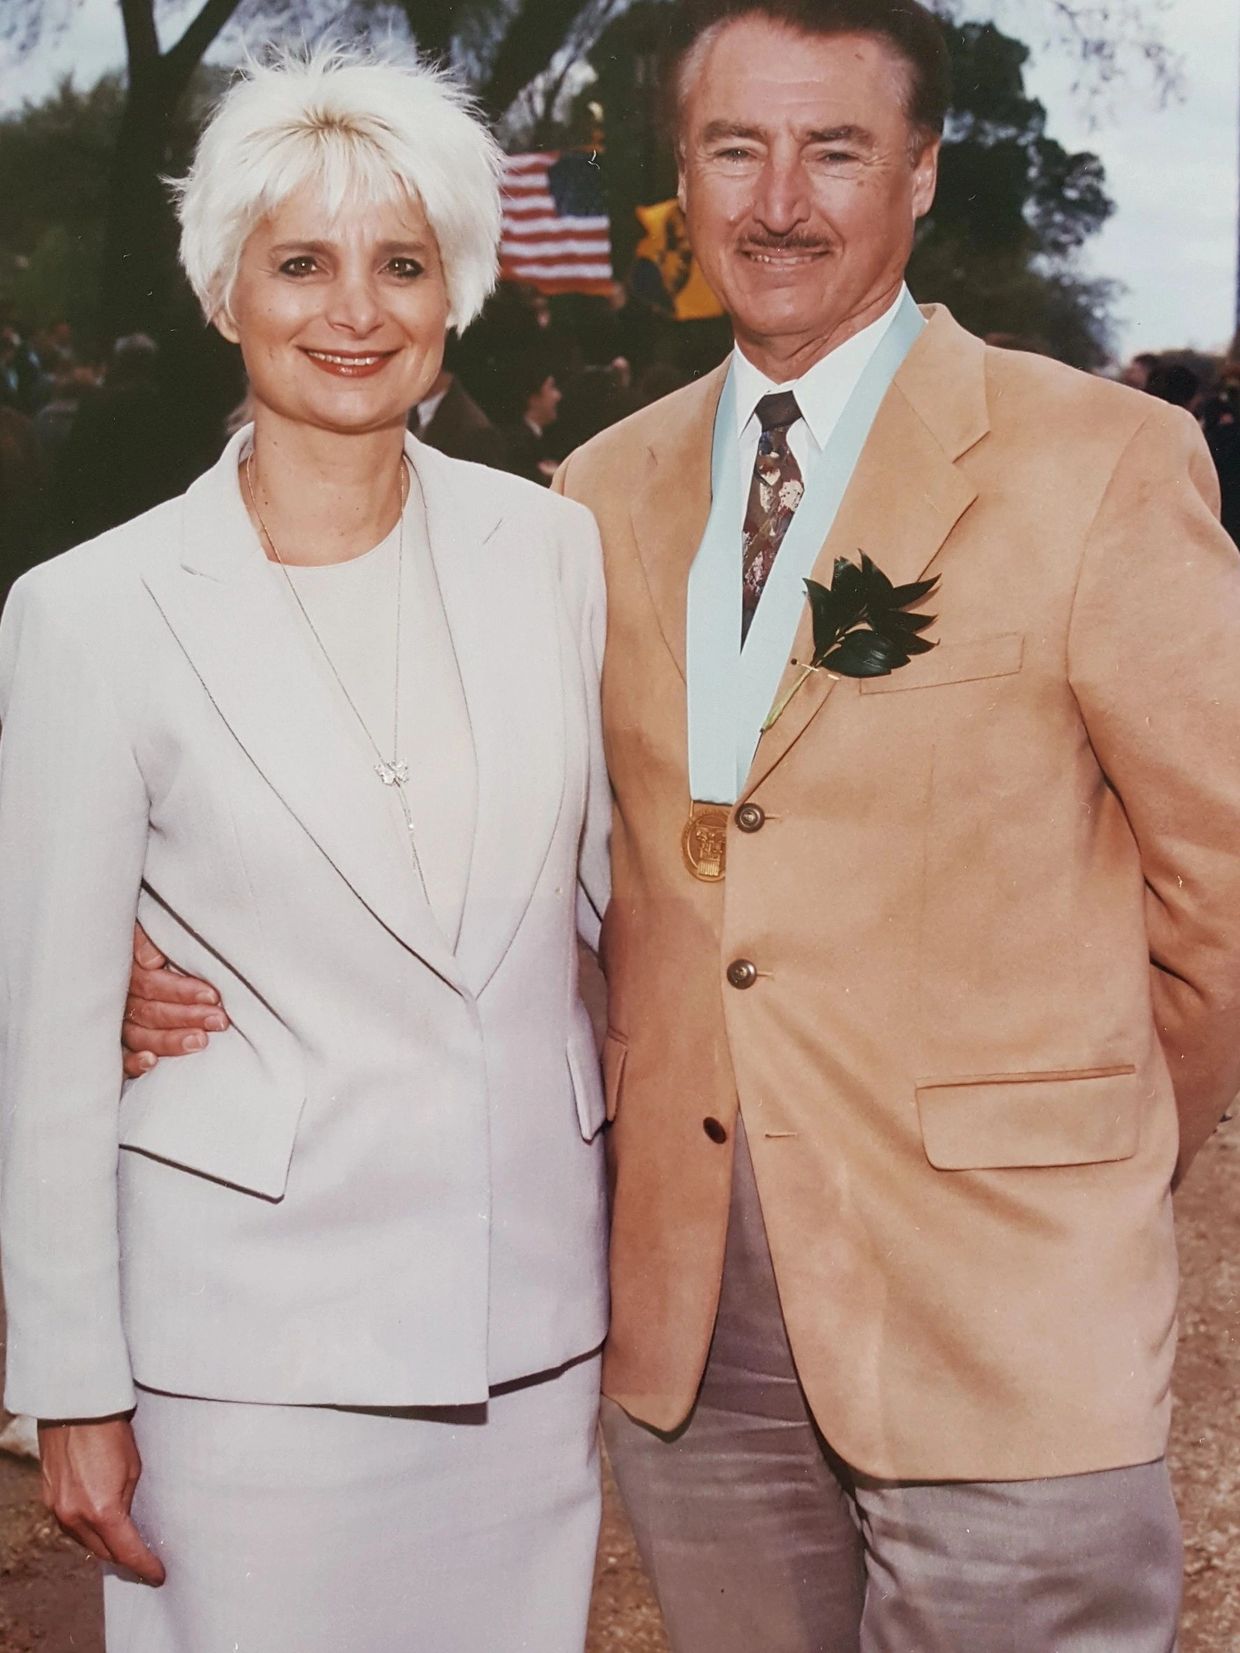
677;18;939;368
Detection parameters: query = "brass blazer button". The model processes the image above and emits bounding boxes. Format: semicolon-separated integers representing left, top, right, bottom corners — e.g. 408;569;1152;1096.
735;803;765;833
726;959;758;990
703;1117;728;1144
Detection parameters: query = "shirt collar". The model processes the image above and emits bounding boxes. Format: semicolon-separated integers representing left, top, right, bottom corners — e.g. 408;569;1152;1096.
731;285;908;452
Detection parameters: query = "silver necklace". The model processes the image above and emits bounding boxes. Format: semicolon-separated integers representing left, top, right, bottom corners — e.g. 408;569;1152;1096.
245;450;429;892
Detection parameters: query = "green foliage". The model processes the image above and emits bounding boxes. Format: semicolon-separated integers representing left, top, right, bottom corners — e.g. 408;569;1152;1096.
0;75;122;257
806;557;939;677
908;20;1118;365
5;222;104;331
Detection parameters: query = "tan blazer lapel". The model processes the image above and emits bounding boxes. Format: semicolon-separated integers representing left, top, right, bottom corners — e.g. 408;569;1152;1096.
746;308;988;795
628;364;729;682
142;432;467;995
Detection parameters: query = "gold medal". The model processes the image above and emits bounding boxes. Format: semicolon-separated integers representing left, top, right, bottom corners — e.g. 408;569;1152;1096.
682;803;730;882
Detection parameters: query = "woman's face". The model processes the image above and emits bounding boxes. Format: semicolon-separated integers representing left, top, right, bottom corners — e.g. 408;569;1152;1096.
217;181;449;436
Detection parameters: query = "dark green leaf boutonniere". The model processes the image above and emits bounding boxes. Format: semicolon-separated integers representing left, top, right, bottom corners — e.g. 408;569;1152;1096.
762;554;940;732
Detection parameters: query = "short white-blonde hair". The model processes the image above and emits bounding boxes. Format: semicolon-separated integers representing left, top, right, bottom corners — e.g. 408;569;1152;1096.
172;41;503;331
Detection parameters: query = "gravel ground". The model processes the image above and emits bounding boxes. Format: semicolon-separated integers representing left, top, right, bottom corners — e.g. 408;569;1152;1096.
1;1121;1236;1650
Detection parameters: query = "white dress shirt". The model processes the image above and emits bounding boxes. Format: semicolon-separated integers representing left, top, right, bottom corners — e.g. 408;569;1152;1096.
731;286;908;524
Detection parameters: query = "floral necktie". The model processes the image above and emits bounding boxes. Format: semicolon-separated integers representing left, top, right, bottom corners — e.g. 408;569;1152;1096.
742;390;804;642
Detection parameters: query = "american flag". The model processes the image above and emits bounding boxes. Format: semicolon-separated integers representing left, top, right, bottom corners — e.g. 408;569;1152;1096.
500;151;614;296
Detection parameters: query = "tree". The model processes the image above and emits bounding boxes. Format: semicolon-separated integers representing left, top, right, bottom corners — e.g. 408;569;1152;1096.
906;19;1118;366
0;76;122;335
2;0;1163;343
1;0;616;335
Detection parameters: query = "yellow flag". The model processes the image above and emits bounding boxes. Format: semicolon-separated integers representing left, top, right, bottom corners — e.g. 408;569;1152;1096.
634;199;724;322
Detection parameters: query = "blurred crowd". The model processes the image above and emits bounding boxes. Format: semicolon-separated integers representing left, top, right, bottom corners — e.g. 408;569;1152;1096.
0;281;729;604
3;286;1238;609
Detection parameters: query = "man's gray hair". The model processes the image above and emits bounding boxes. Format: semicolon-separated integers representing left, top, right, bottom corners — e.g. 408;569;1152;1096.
171;41;504;332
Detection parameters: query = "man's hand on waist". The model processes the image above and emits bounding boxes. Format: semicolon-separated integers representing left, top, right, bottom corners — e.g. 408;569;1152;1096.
122;923;229;1078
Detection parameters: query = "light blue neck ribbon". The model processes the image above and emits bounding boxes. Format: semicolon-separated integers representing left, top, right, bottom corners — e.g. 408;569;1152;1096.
685;289;926;806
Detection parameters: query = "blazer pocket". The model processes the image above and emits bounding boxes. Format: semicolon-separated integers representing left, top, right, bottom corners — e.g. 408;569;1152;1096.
118;1022;306;1200
859;633;1023;695
601;1030;629;1124
567;1027;606;1142
915;1065;1139;1171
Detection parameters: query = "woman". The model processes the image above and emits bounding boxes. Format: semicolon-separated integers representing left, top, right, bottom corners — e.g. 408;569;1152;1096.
0;43;611;1652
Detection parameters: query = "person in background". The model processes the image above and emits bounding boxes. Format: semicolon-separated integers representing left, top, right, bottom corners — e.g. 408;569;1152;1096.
410;339;509;467
1120;350;1160;390
551;361;638;459
0;43;609;1653
1145;360;1201;411
0;325;42;415
1200;362;1240;549
0;404;45;591
54;334;179;545
501;358;563;484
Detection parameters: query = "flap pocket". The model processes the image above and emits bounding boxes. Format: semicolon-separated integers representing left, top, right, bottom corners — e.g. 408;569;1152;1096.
916;1065;1139;1170
567;1022;606;1142
860;633;1023;695
118;1023;306;1200
601;1031;629;1124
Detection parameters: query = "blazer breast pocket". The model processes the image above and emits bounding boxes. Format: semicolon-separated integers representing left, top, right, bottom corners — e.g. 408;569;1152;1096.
859;633;1024;695
118;1021;306;1200
915;1065;1140;1171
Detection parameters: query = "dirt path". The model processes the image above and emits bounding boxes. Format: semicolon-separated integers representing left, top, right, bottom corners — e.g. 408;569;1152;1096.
2;1122;1237;1650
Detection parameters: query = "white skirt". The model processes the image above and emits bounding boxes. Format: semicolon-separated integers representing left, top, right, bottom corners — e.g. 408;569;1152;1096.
104;1354;601;1653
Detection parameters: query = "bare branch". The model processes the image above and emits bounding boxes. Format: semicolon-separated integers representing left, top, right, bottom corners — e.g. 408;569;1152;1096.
933;0;1184;105
164;0;246;96
118;0;160;69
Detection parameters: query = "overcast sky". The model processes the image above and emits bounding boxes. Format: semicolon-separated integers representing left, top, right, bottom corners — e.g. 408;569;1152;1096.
3;0;1236;360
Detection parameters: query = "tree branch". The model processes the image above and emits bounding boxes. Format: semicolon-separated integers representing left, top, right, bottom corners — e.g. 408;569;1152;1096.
164;0;245;97
396;0;460;62
479;0;595;118
118;0;161;70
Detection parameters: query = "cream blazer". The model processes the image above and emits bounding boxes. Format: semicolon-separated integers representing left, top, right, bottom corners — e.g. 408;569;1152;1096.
558;306;1240;1482
0;430;611;1422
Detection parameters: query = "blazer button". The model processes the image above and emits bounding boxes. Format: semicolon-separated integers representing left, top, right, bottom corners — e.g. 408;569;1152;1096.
726;959;758;990
735;803;765;833
703;1117;728;1144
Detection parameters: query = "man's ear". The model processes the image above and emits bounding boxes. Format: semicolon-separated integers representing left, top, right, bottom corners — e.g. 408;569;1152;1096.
911;137;940;222
676;160;688;216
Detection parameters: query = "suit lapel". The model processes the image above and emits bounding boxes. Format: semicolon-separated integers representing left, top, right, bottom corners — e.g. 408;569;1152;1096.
745;308;987;795
416;444;565;994
628;364;728;683
141;430;466;994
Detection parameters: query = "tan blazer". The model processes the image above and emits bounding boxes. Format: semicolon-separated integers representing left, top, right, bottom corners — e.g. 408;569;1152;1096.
557;306;1240;1482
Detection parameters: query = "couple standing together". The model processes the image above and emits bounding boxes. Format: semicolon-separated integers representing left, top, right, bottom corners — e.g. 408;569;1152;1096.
3;2;1239;1650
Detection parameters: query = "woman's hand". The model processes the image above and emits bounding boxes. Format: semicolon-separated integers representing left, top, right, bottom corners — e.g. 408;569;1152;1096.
38;1417;166;1584
122;924;229;1079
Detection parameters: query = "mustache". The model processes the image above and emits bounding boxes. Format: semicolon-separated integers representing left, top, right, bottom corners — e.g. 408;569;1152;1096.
739;235;834;254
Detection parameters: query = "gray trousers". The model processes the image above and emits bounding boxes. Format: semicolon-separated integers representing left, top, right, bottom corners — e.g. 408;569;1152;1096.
603;1122;1182;1653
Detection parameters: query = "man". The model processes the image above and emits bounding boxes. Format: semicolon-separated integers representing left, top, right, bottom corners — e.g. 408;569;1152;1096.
499;359;562;484
122;2;1240;1647
411;362;508;468
554;2;1240;1647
